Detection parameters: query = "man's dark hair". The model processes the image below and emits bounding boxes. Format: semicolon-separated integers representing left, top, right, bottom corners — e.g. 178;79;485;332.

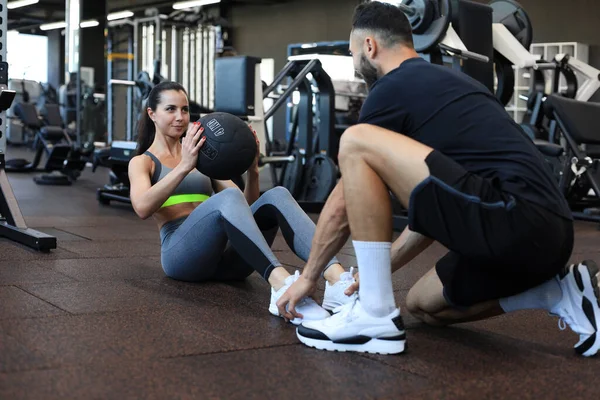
351;1;414;48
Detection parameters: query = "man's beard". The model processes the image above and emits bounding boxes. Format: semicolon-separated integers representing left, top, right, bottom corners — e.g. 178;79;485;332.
357;54;379;90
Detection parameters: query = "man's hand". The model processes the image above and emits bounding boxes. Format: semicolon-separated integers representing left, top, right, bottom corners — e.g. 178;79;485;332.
276;274;318;321
344;270;360;296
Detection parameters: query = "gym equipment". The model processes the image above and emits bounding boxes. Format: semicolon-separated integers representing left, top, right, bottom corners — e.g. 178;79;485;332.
397;0;451;53
298;155;338;203
6;79;43;146
541;95;600;225
215;54;340;211
94;141;136;206
4;103;86;185
262;57;339;205
490;0;533;49
554;54;600;102
394;0;490;64
0;7;57;252
107;15;217;143
196;112;258;180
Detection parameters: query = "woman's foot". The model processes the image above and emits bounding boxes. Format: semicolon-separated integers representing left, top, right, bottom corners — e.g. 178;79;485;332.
269;270;330;325
323;266;359;312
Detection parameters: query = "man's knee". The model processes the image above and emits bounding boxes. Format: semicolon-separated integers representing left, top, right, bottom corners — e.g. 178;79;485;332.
338;125;365;164
406;289;422;315
406;292;448;326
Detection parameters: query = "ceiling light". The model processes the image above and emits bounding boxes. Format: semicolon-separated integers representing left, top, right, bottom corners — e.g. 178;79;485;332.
7;0;39;10
172;0;221;11
40;21;67;31
107;11;134;21
80;20;99;28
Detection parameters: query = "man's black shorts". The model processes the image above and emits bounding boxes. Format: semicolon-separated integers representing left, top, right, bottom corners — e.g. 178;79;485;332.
408;150;574;308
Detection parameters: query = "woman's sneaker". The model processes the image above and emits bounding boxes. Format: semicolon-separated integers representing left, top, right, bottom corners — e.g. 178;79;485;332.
296;298;406;355
269;270;331;325
322;267;359;312
550;260;600;357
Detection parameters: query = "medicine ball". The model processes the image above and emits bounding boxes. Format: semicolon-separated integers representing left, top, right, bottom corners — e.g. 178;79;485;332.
196;112;257;180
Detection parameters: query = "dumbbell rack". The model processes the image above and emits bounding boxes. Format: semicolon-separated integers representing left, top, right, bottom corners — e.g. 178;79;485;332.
0;3;57;252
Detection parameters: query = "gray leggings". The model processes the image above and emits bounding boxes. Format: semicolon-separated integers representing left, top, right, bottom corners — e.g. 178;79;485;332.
160;186;339;282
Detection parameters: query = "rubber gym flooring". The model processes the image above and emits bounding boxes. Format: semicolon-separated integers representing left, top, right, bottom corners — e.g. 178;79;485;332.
1;153;599;399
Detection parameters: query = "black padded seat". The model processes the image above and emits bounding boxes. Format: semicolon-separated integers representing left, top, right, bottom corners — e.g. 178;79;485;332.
544;95;600;145
40;126;66;140
533;139;564;157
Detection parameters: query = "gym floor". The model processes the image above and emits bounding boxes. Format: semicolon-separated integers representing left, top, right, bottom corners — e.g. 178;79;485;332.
1;152;599;399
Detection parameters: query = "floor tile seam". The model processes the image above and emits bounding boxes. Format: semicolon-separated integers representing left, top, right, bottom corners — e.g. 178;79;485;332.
50;227;94;241
8;285;73;316
159;342;302;360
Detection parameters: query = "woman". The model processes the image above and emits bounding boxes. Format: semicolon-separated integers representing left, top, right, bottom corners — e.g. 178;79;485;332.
128;81;356;324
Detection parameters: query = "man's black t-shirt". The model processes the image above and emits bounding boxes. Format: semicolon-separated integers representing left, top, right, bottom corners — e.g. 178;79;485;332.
358;57;572;220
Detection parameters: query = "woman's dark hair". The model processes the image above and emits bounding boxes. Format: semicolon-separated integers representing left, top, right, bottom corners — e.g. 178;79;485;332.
135;81;188;155
352;1;414;48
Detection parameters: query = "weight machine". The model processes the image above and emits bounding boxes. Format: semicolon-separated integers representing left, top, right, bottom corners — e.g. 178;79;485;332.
106;16;218;143
0;4;56;252
213;55;339;210
487;0;600;225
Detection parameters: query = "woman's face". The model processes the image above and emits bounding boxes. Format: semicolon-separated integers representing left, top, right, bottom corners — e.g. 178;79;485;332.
149;90;190;138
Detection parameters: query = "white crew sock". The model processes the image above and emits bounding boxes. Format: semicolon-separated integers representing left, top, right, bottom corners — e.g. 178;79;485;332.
499;276;563;313
353;240;396;317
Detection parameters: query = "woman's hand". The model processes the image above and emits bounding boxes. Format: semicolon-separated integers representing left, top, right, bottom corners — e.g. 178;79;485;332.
248;125;261;172
180;121;206;173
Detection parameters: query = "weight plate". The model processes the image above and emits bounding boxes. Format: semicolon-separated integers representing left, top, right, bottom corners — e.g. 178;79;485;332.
282;149;303;198
412;0;451;53
494;51;515;106
557;63;578;99
489;0;533;49
298;154;338;202
403;0;435;34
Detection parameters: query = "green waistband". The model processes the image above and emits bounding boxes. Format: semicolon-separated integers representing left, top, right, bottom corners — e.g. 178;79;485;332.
161;194;210;208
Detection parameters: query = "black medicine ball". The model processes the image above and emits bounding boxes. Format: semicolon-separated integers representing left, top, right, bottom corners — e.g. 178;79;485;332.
196;112;257;180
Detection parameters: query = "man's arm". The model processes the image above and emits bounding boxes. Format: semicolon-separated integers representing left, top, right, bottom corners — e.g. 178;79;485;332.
276;180;349;319
302;180;350;281
391;226;434;272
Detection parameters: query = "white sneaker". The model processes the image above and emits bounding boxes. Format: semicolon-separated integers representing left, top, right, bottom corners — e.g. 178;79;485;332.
296;298;406;355
550;260;600;357
269;270;331;326
322;267;359;312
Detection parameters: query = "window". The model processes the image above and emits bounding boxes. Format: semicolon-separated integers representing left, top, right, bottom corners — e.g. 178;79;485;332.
7;31;49;82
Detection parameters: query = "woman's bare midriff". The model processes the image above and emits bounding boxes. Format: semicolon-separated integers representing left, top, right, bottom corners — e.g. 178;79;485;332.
154;201;204;230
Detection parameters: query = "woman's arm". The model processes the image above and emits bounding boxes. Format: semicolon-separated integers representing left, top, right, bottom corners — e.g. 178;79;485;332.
128;156;191;219
128;122;205;219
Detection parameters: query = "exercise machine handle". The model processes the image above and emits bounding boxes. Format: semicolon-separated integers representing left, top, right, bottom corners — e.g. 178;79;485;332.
533;63;556;70
438;44;490;63
259;155;296;166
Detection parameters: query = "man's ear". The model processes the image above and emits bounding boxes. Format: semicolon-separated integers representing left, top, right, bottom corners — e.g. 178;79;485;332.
364;36;379;59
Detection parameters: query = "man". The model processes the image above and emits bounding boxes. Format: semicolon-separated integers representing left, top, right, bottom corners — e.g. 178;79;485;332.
276;1;600;357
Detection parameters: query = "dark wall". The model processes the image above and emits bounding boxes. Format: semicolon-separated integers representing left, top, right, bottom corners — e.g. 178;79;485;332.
47;30;65;89
81;1;107;89
46;1;107;89
230;0;359;72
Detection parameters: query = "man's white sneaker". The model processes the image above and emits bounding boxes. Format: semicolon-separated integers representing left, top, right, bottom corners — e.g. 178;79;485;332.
296;299;406;355
550;260;600;357
322;267;358;312
269;270;331;325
